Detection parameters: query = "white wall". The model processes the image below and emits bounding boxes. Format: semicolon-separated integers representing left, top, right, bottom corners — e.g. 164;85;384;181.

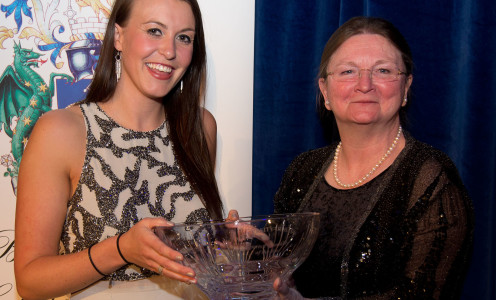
199;0;254;217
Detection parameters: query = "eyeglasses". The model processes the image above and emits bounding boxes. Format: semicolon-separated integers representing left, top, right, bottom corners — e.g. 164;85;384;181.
326;65;407;83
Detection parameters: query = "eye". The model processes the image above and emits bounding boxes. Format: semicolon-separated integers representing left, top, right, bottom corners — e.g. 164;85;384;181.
376;68;392;74
147;28;163;36
374;65;397;75
177;34;193;45
338;68;357;76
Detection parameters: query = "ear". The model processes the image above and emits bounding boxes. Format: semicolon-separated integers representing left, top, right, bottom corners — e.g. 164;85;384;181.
114;24;123;51
318;78;332;110
402;74;413;107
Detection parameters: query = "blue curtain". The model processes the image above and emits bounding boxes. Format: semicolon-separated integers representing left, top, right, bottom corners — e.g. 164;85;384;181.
253;1;496;299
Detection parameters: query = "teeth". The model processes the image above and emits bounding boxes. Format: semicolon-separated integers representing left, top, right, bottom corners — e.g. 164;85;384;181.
146;63;172;73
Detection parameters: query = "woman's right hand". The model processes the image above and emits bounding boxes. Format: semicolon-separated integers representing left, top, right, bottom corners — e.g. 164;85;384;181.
118;217;197;284
224;209;275;248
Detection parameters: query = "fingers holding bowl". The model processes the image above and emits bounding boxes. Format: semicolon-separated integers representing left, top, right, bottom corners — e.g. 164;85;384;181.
152;226;198;283
223;211;275;248
226;209;240;222
152;238;196;283
225;218;275;248
117;217;173;265
122;219;196;284
153;261;196;284
273;277;305;300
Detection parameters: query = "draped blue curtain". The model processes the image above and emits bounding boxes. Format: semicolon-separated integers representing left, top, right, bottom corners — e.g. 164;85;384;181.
253;1;496;299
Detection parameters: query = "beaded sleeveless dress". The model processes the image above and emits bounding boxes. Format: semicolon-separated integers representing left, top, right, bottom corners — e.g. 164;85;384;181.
59;102;209;299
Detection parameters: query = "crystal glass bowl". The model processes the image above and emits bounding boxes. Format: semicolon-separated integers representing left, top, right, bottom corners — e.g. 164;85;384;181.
154;212;320;300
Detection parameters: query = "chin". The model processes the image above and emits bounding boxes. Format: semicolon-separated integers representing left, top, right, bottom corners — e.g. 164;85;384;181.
350;114;380;124
146;88;173;100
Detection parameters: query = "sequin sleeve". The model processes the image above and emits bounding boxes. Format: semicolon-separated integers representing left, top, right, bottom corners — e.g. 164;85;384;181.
345;140;474;300
398;155;473;299
273;146;335;214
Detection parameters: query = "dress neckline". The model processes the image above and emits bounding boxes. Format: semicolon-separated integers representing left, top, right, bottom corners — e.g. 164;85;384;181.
93;102;167;133
322;165;391;191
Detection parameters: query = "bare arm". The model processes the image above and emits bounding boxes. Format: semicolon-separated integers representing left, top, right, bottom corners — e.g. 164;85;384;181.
15;109;107;298
14;108;196;299
202;108;217;166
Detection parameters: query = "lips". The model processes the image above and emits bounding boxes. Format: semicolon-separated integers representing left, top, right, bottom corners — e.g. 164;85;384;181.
145;62;174;80
353;100;377;104
146;63;172;73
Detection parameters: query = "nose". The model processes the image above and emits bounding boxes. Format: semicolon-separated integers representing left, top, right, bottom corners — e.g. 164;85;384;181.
160;35;176;60
355;69;374;92
358;69;373;80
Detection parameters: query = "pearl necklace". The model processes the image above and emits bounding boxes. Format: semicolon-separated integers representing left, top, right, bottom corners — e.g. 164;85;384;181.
333;126;402;189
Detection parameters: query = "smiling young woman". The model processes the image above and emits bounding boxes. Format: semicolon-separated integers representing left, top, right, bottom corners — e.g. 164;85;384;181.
14;0;223;299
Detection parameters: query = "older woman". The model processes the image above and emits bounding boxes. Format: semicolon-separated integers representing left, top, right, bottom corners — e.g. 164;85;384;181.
274;17;473;299
14;0;222;299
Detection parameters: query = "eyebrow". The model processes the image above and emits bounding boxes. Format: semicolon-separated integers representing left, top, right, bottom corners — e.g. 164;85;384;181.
334;60;398;67
145;21;195;33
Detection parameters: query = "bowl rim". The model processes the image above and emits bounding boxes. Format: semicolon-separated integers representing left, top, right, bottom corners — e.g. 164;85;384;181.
154;212;320;230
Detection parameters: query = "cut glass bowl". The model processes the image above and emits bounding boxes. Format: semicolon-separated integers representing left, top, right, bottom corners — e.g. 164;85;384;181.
155;212;320;300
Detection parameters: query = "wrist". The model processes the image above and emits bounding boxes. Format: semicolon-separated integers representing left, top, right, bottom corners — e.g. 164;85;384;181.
116;233;131;265
88;244;107;277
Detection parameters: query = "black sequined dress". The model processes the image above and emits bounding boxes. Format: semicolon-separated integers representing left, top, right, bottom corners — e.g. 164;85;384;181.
274;133;474;300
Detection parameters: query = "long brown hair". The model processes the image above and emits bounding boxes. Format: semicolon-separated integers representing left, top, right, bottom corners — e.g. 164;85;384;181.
317;17;414;136
84;0;223;220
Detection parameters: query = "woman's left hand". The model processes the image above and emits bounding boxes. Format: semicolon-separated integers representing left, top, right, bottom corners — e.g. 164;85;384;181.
273;277;307;300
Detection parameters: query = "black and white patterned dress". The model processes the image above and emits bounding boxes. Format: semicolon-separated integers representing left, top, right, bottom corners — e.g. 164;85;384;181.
60;102;209;299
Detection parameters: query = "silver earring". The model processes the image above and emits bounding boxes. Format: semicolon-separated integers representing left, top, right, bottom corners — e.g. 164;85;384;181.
115;51;121;81
180;80;183;93
403;97;407;104
325;100;330;105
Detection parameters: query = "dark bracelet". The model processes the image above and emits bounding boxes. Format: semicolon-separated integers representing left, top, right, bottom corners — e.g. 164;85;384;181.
88;244;106;277
117;233;131;265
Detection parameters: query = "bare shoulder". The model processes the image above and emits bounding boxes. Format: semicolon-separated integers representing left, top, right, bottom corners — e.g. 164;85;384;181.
201;107;217;134
36;105;83;128
201;108;217;164
30;105;84;142
23;105;85;167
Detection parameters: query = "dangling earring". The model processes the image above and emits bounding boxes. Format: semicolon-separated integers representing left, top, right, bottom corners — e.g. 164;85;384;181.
115;51;121;82
180;80;183;93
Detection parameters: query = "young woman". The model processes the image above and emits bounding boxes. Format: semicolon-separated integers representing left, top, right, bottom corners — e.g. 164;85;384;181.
14;0;222;299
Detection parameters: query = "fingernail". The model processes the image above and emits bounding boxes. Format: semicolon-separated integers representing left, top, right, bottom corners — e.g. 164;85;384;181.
186;272;195;277
188;279;196;285
175;255;183;261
